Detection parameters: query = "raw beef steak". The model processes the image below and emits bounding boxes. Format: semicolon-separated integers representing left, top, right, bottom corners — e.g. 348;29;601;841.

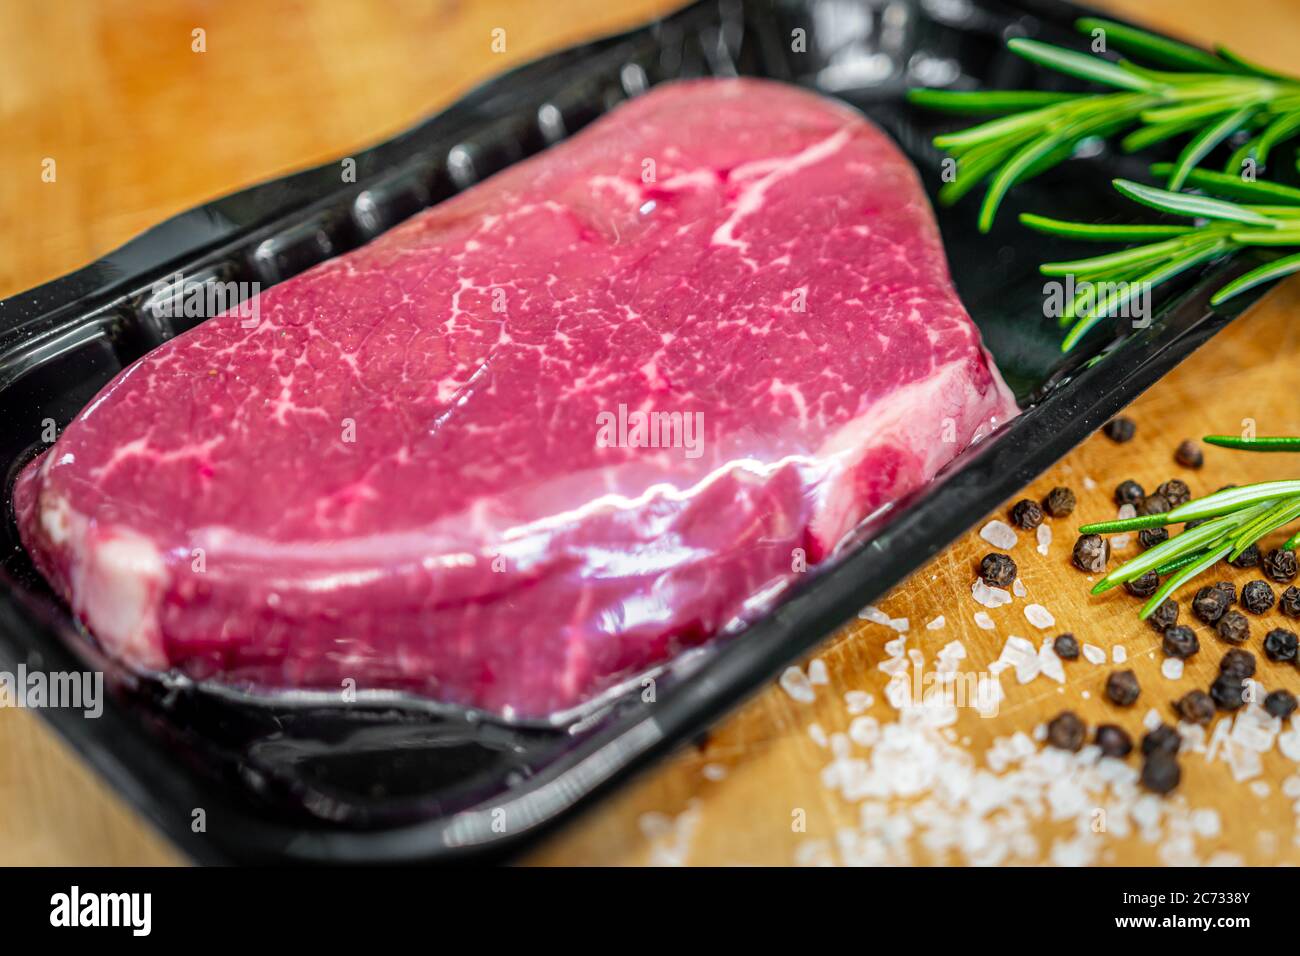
15;78;1016;719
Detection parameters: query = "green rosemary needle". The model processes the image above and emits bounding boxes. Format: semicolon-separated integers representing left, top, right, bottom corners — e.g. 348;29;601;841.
908;18;1300;231
1204;434;1300;451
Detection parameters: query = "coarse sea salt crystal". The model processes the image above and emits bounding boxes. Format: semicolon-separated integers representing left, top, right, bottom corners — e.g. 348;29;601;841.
849;716;880;748
808;658;829;685
926;615;946;630
974;611;995;630
858;605;890;624
1024;604;1055;629
779;666;816;702
1283;774;1300;798
844;690;873;714
638;811;672;840
1279;727;1300;762
884;675;911;710
1083;476;1097;490
1144;709;1162;731
972;579;1012;608
1162;658;1184;680
976;677;1003;718
809;722;828;747
889;617;910;633
1225;739;1262;781
1111;511;1133;547
1178;722;1207;753
1013;578;1028;598
884;636;906;658
1132;795;1162;829
979;520;1018;550
1251;781;1271;798
938;640;967;661
999;635;1037;661
702;763;728;781
793;840;835;867
1083;643;1107;665
1113;645;1127;663
1192;808;1221;838
879;656;908;676
1206;716;1231;762
1231;705;1278;752
1036;524;1051;556
1038;642;1065;683
998;635;1040;684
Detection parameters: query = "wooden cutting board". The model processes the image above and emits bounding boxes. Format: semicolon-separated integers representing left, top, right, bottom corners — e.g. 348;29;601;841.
2;0;1299;866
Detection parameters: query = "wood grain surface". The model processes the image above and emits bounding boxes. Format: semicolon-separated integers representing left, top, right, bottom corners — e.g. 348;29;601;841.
2;0;1299;866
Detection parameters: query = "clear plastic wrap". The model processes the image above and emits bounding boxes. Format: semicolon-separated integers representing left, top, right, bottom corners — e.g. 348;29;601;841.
15;78;1016;722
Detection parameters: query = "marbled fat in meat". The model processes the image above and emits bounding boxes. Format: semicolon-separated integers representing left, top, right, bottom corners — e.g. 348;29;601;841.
14;78;1017;719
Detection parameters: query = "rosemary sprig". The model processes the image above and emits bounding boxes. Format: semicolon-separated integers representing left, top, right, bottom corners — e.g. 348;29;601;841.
1022;172;1300;351
908;18;1300;231
1079;440;1300;619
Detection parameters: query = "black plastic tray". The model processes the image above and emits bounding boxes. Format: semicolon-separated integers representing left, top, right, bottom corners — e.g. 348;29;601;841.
0;0;1278;863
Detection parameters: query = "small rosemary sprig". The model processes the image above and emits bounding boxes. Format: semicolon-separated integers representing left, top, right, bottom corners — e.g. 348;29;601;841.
1205;434;1300;451
908;18;1300;231
1080;437;1300;620
1022;169;1300;351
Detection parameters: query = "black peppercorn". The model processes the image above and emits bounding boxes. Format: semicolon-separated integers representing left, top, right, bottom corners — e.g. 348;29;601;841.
1138;527;1169;549
1142;723;1182;757
1216;610;1249;645
1139;493;1171;516
1125;570;1160;598
1220;648;1256;679
1192;585;1231;624
1213;581;1236;605
1264;689;1298;720
1105;669;1141;707
1264;627;1299;663
1264;548;1299;583
1114;480;1145;506
1175;440;1204;469
1053;633;1080;661
1095;724;1133;758
1042;486;1076;518
1072;534;1109;573
1009;498;1043;530
1162;625;1199;659
1046;711;1086;752
1148;599;1179;633
1141;753;1181;794
1211;673;1248;711
1229;544;1260;568
1156;479;1191;507
1103;417;1137;443
1242;579;1275;614
1176;690;1216;725
1281;586;1300;617
979;552;1017;588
